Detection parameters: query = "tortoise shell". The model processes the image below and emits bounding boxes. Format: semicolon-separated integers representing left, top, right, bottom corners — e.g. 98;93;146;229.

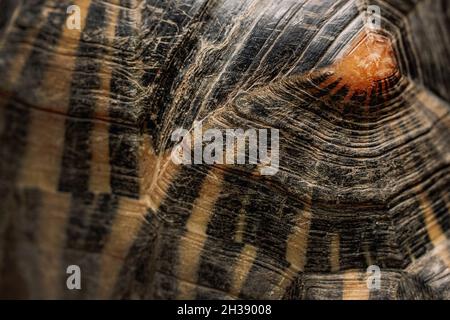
0;0;449;299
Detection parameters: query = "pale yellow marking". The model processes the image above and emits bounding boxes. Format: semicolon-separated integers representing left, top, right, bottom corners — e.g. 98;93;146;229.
234;207;247;243
89;4;121;193
234;195;249;243
229;244;257;297
0;2;22;49
37;192;71;299
34;0;92;112
268;200;312;298
95;135;181;297
17;110;69;191
18;0;91;192
417;191;450;268
342;270;370;300
96;198;149;298
176;169;224;299
388;97;425;264
285;201;312;273
414;90;450;268
330;233;340;272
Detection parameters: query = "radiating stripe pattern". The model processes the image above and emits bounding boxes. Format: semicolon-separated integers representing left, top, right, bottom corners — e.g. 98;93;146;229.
0;0;449;299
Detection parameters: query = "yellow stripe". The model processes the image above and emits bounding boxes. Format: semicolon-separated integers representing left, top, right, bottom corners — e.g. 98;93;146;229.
96;198;149;298
268;199;311;298
229;244;257;297
96;140;180;297
234;207;247;243
285;200;312;273
176;168;224;299
22;0;90;299
342;270;370;300
417;191;450;268
18;0;91;192
89;3;121;193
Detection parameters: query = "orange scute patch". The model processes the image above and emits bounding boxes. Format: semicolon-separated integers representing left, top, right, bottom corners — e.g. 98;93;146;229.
333;32;398;91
